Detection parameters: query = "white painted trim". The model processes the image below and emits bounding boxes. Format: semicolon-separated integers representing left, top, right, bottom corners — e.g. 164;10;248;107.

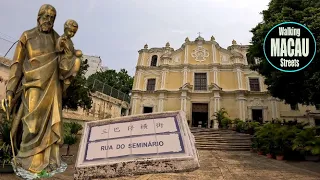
246;76;262;91
144;77;159;91
184;45;188;64
236;68;243;89
192;71;210;91
148;54;160;67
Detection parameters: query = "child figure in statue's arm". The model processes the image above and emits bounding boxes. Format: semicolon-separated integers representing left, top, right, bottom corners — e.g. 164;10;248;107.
56;19;82;91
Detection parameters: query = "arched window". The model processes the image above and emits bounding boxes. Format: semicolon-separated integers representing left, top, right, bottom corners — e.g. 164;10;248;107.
150;55;158;66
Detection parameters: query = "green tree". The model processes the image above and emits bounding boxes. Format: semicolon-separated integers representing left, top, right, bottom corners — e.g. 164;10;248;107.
248;0;320;106
87;68;134;95
62;59;92;110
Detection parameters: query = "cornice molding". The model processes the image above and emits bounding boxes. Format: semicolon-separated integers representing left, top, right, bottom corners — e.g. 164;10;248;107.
136;63;250;71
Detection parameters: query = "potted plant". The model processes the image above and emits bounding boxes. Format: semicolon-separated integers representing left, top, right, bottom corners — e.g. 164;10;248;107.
247;121;260;135
231;118;241;131
61;122;83;164
292;127;320;161
254;123;276;156
235;121;245;133
221;118;231;129
0;113;14;173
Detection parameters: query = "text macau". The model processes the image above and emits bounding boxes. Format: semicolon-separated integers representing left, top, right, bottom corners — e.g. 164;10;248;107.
263;22;316;72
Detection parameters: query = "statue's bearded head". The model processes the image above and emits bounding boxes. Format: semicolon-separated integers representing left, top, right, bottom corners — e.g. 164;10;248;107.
37;4;56;33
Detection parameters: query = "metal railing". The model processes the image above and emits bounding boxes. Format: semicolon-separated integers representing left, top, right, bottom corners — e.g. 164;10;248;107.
91;79;131;103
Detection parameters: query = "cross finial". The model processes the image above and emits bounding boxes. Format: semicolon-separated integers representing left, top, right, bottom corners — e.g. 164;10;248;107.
198;32;201;37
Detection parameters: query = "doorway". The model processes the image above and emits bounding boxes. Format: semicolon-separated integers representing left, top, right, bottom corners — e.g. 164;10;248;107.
252;109;263;123
143;106;153;114
192;103;209;128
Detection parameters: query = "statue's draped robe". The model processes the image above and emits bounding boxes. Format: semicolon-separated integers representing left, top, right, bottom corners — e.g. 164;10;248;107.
6;27;67;173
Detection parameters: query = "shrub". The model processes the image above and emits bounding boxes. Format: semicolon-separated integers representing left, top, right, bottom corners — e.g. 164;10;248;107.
221;118;231;129
292;127;320;156
63;122;83;156
212;108;228;128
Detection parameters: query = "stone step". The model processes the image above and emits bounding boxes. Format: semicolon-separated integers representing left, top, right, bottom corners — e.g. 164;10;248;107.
196;143;251;147
195;140;252;144
191;130;238;134
195;146;251;151
195;143;251;146
191;130;251;134
194;137;252;140
194;136;252;140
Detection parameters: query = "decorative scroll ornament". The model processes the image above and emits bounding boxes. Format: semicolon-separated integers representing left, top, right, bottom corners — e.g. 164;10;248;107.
191;46;209;62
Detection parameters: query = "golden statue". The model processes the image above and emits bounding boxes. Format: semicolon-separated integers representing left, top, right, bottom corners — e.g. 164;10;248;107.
56;19;82;91
4;4;81;175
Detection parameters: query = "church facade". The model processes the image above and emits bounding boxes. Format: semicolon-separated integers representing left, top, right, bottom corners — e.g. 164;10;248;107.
130;35;319;128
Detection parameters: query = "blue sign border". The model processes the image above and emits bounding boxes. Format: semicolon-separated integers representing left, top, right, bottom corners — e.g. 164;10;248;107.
263;21;317;72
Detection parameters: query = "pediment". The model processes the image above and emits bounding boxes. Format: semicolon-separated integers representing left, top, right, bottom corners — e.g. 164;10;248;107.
208;83;222;91
179;83;193;91
244;71;260;76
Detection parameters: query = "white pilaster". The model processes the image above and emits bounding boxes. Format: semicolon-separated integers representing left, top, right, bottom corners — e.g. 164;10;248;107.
236;68;243;89
158;93;165;112
131;99;136;115
140;52;145;66
135;71;141;90
213;67;218;85
237;94;246;120
160;69;167;89
180;91;187;111
212;44;217;63
183;67;188;84
213;92;220;129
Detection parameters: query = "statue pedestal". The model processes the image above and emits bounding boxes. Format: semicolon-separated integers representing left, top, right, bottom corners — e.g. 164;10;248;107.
12;161;67;180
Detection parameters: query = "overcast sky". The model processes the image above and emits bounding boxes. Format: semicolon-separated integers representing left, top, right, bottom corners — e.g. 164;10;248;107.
0;0;269;76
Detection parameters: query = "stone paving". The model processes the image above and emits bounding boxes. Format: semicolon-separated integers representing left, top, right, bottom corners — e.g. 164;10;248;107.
1;146;320;180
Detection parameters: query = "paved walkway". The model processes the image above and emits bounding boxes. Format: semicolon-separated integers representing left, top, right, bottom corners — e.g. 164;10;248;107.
1;148;319;180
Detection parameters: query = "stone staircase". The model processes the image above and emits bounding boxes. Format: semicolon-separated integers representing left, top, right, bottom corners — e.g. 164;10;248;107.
191;127;252;151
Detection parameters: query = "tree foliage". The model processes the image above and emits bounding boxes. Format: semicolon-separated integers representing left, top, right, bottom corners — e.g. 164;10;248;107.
87;69;134;95
62;59;92;110
248;0;320;106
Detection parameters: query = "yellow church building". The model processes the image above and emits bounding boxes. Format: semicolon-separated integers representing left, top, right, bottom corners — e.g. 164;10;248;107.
130;35;320;128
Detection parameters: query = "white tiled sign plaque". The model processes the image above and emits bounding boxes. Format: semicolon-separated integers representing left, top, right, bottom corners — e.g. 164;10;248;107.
83;116;184;162
75;111;200;179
